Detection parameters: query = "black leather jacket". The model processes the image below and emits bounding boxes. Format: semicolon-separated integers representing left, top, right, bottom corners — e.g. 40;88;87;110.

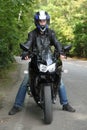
21;28;64;58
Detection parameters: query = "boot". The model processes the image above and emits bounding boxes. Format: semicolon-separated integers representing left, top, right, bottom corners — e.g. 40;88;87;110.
8;106;21;115
63;103;76;112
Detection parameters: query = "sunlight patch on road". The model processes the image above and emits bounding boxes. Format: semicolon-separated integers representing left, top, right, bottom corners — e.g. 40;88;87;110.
63;69;68;73
64;61;87;68
73;113;87;121
0;117;12;124
14;123;24;130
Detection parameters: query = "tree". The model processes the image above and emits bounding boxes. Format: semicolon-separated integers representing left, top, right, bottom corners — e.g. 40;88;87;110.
0;0;35;68
73;0;87;57
36;0;87;57
0;0;87;70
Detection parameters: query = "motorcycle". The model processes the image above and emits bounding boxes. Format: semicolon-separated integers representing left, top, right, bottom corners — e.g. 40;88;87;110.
20;43;71;124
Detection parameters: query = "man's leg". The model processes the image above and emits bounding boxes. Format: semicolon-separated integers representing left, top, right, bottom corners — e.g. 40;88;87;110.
58;79;75;112
8;74;29;115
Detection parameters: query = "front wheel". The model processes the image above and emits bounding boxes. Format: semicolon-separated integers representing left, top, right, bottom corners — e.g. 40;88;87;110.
43;86;53;124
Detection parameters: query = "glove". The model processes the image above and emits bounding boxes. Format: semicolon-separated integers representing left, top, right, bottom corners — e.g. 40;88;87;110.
21;51;28;60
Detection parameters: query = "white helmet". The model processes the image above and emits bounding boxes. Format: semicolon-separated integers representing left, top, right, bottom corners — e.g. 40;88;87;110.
34;10;50;32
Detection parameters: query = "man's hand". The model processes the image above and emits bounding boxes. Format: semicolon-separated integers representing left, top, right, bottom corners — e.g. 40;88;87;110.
24;56;29;60
60;55;66;60
21;52;29;60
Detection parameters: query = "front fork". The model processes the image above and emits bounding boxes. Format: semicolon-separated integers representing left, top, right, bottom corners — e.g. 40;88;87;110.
51;84;58;102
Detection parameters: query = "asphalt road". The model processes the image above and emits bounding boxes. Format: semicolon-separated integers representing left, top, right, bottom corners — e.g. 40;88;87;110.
0;57;87;130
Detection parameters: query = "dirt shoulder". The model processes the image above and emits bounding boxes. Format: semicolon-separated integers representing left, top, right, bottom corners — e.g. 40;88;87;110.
0;63;21;109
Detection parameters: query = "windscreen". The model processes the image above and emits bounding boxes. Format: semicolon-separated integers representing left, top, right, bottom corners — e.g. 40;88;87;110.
40;48;53;65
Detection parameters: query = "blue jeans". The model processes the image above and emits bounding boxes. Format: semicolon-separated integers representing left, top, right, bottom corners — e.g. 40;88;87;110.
14;74;68;108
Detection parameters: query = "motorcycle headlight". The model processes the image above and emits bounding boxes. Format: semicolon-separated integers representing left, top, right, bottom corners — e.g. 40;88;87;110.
39;64;47;72
47;63;56;72
39;63;56;73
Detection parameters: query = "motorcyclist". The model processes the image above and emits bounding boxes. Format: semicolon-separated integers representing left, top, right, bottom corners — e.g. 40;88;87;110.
8;10;75;115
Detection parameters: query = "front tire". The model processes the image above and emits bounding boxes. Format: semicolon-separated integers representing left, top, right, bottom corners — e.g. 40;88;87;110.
44;86;53;124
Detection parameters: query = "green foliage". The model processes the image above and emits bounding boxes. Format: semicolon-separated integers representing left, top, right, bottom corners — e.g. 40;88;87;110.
0;0;87;70
0;0;35;68
73;21;87;57
37;0;87;57
72;0;87;57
